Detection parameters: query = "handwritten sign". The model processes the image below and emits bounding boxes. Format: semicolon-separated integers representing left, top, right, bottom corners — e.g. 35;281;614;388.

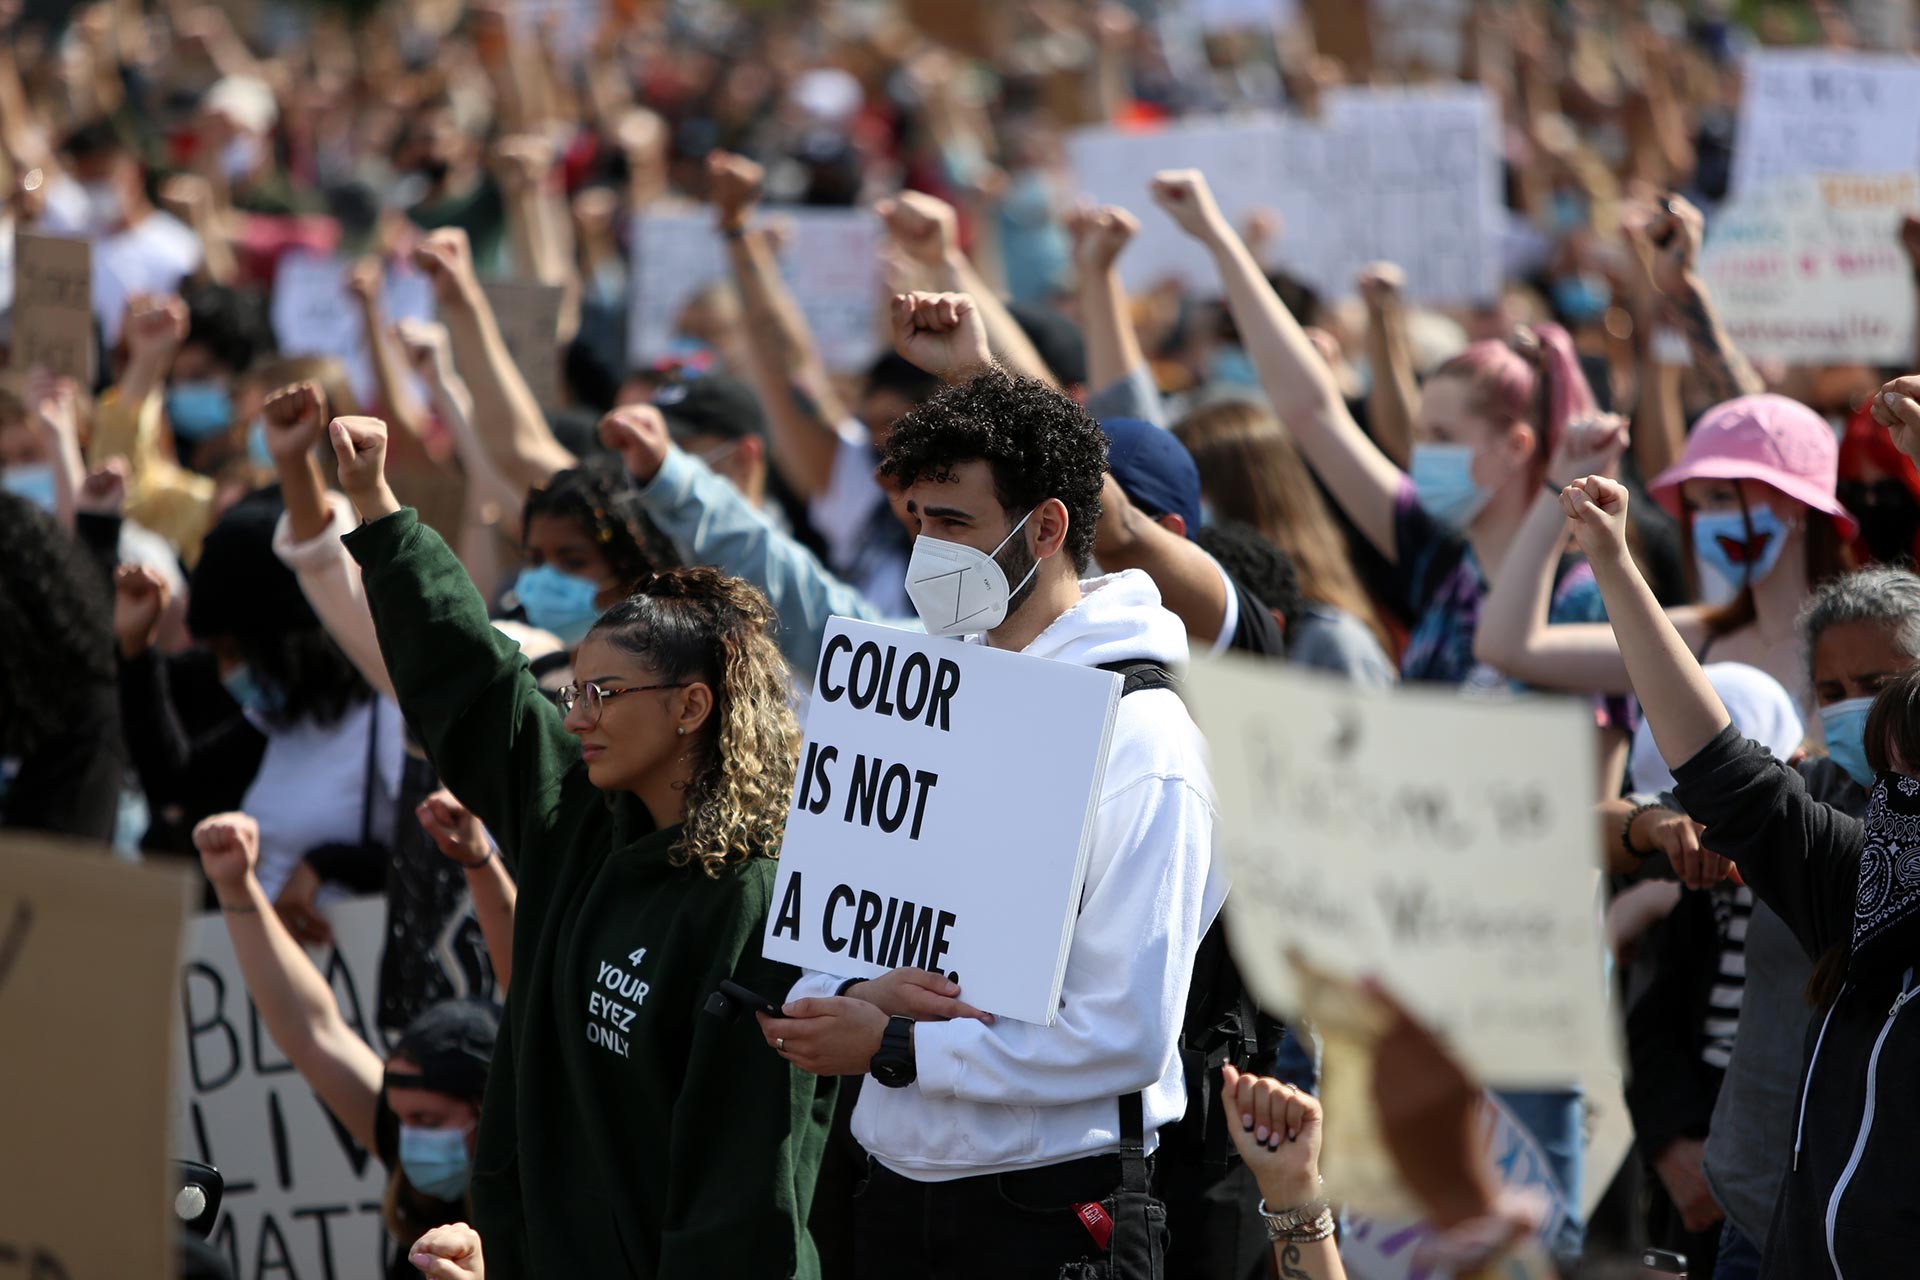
627;208;884;373
269;251;437;406
0;836;193;1278
1185;658;1611;1086
172;896;395;1280
1067;87;1500;302
1731;50;1920;195
13;234;95;385
764;618;1121;1024
483;281;566;408
1702;172;1920;364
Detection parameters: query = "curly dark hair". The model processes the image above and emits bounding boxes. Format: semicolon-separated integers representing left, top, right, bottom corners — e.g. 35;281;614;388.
0;494;116;756
878;369;1108;573
588;567;799;877
522;456;682;592
1194;519;1303;644
234;627;373;731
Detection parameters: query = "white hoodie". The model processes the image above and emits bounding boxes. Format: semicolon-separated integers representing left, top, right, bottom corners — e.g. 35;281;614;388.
790;568;1225;1181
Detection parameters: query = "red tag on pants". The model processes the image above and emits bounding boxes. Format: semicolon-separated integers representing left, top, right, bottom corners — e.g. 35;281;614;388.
1072;1201;1113;1250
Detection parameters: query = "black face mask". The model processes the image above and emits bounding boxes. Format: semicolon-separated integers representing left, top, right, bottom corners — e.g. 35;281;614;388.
1839;479;1920;566
416;156;453;186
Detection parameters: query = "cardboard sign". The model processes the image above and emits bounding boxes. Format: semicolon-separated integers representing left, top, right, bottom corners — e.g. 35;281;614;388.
1185;658;1611;1087
268;251;437;406
1067;87;1501;302
764;618;1122;1025
1702;172;1920;364
173;896;396;1280
13;233;95;385
627;208;884;373
0;837;193;1278
482;281;566;408
1731;50;1920;195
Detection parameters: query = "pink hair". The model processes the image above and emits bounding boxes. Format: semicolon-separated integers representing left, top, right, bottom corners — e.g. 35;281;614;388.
1430;323;1597;465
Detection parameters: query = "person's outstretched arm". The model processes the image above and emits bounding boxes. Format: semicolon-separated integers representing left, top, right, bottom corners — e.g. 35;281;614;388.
346;259;435;460
1067;203;1153;410
1092;473;1228;648
417;789;517;993
1357;262;1420;471
708;151;850;501
1152;170;1404;559
331;414;582;873
1645;195;1763;402
193;812;384;1152
1221;1065;1347;1280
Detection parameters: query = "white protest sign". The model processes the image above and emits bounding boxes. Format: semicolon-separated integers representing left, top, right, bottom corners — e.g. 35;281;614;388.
1702;172;1919;364
764;618;1122;1025
1340;1095;1569;1280
173;896;395;1280
1731;50;1920;195
269;251;438;406
627;208;884;373
1192;0;1298;33
1067;87;1500;302
1185;658;1611;1087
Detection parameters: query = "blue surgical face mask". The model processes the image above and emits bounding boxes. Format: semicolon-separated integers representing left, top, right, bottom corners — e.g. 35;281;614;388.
1692;507;1791;597
399;1124;472;1200
1551;273;1612;325
220;664;286;718
1207;346;1261;390
246;418;274;470
1410;443;1491;533
1824;696;1877;786
165;381;234;441
514;565;603;648
2;462;59;513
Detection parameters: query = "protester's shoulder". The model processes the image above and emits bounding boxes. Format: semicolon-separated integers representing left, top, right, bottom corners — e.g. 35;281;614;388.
1290;606;1395;683
1547;556;1608;622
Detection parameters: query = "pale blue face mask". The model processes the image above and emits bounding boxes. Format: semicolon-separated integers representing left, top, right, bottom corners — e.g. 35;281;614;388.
1551;273;1612;325
514;565;602;648
1692;507;1790;598
246;418;273;470
221;664;287;718
399;1124;472;1200
2;462;59;513
1207;346;1261;390
1410;443;1490;533
1824;696;1877;786
165;381;234;441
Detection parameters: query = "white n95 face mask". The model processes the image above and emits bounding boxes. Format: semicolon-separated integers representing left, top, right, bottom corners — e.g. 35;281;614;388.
905;508;1039;637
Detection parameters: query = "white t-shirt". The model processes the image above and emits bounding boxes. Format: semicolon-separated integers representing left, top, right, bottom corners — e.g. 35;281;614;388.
93;213;203;346
246;697;406;900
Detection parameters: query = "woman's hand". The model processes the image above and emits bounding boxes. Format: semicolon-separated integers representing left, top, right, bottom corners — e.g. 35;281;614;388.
1558;475;1632;565
1635;807;1732;889
876;191;960;268
417;789;492;868
707;150;764;228
1066;202;1139;276
192;811;260;901
598;405;672;486
1221;1063;1323;1211
112;563;171;658
410;228;480;310
410;1222;485;1280
261;381;329;466
395;319;457;390
275;861;335;947
1871;375;1920;469
1548;414;1630;491
76;459;128;516
843;967;993;1023
328;415;400;520
1149;170;1229;245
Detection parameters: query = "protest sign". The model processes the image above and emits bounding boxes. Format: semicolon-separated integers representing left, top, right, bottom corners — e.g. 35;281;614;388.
13;233;95;385
1067;87;1500;302
627;208;884;373
1701;172;1919;364
1731;50;1920;195
1184;658;1611;1087
173;895;396;1280
1193;0;1298;33
764;618;1122;1025
269;251;437;405
0;836;193;1278
483;280;566;407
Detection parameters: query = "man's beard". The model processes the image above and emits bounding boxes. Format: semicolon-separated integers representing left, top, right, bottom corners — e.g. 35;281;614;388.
993;530;1040;625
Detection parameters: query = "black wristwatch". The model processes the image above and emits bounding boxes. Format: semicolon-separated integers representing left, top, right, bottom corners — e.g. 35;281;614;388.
870;1016;916;1088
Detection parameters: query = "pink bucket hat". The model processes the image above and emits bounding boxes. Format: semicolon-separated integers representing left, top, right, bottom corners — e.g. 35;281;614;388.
1649;394;1859;540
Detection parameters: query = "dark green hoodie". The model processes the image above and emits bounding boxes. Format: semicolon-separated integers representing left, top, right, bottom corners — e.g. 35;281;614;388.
345;509;834;1279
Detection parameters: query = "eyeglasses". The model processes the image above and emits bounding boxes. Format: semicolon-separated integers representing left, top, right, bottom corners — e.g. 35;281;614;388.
557;680;689;727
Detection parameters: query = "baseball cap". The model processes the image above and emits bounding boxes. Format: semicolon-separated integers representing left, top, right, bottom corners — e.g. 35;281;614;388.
1101;417;1202;534
652;374;766;443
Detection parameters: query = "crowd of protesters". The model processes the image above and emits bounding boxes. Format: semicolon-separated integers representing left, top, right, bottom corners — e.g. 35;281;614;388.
9;0;1920;1278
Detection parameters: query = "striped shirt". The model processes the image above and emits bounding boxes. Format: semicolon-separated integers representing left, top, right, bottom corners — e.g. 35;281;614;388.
1702;883;1755;1070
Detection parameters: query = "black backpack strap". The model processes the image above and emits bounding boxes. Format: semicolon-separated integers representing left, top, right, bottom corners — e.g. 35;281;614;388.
1118;1089;1150;1194
1098;659;1177;697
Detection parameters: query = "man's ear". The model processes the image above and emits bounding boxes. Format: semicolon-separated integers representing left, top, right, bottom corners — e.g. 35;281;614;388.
1031;497;1071;559
738;435;765;470
1157;512;1187;538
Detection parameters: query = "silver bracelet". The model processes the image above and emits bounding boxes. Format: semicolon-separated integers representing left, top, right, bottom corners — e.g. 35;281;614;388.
1258;1184;1331;1239
1281;1207;1336;1243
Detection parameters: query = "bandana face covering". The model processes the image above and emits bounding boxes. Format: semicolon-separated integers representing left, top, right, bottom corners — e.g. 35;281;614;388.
1852;773;1920;979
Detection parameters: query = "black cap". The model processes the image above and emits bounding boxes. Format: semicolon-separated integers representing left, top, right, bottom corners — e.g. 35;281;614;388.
385;1000;500;1105
187;487;318;641
651;374;767;444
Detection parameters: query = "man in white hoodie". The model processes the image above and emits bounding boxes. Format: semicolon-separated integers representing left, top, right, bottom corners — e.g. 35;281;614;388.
759;292;1221;1280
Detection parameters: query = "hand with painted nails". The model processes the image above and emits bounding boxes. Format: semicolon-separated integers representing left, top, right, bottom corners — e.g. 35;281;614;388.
1221;1062;1323;1211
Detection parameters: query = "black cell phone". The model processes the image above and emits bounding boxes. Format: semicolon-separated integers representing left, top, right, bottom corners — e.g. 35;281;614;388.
173;1160;224;1238
1649;197;1679;249
1642;1247;1688;1276
704;978;783;1022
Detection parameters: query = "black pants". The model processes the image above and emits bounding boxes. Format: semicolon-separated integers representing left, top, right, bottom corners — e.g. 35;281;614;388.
852;1155;1166;1280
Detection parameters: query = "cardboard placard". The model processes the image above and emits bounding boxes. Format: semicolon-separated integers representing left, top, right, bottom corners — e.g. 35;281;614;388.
0;837;193;1277
1184;658;1612;1087
268;251;437;407
482;281;566;408
1702;171;1920;364
13;233;96;385
1731;50;1920;195
172;895;396;1279
764;618;1122;1025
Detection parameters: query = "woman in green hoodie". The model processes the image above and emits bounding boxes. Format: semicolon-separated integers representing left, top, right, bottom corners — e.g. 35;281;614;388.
326;412;834;1279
